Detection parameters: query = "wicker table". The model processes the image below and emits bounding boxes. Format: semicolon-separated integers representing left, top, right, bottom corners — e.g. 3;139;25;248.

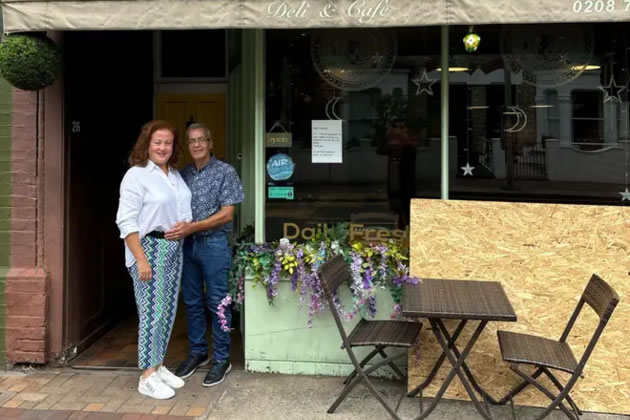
402;279;517;420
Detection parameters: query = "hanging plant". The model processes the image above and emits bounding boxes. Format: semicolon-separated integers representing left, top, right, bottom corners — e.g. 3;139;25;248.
0;33;62;91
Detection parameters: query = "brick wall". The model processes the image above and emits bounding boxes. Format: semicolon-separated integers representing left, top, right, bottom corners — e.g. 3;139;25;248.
2;88;48;365
0;77;13;366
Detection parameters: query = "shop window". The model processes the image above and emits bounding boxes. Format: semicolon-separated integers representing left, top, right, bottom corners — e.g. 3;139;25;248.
158;30;226;79
264;28;441;242
263;24;628;243
448;23;629;205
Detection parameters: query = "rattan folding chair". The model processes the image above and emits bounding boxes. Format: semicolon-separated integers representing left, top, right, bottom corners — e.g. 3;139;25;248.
496;274;619;420
317;254;422;420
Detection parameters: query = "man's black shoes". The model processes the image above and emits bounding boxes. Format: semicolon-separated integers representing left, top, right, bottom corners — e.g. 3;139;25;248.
202;360;231;387
175;353;209;379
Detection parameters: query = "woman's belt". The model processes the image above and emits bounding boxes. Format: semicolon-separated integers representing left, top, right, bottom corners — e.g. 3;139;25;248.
146;231;166;239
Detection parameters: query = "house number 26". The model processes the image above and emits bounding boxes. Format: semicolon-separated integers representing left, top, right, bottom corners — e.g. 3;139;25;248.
72;121;81;133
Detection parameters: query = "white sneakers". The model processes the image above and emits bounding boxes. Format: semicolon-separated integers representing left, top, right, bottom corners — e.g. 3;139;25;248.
138;366;184;400
138;372;175;400
157;365;185;389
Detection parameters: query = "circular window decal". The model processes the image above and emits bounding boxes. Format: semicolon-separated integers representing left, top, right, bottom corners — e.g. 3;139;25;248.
311;29;397;92
501;24;594;88
266;153;295;181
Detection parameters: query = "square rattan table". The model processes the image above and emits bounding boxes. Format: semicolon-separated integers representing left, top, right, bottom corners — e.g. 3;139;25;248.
402;279;517;420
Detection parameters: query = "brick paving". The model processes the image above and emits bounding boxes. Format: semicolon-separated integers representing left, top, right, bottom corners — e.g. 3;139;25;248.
0;370;213;419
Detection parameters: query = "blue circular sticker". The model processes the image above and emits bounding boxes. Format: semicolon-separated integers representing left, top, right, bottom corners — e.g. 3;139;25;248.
266;153;295;181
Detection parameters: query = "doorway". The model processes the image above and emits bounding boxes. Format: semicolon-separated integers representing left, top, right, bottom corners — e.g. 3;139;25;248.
63;30;244;370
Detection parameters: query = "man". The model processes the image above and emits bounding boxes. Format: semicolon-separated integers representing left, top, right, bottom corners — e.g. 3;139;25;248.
165;123;244;386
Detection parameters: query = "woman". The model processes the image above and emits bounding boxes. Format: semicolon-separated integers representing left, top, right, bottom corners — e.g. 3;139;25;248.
116;120;192;400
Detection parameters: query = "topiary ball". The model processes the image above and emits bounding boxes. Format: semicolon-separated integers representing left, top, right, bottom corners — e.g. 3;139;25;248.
0;33;62;91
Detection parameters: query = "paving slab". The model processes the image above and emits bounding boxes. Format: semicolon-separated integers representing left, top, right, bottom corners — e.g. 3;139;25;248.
0;368;627;420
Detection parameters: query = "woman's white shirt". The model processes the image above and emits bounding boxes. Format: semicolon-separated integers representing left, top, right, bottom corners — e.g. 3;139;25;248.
116;160;192;267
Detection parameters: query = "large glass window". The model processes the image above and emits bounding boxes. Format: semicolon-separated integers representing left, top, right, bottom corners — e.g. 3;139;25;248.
264;24;630;242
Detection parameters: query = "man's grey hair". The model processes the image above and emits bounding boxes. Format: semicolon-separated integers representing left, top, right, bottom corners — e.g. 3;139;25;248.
186;123;212;141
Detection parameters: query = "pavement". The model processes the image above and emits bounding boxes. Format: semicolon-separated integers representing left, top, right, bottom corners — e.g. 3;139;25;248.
0;367;628;420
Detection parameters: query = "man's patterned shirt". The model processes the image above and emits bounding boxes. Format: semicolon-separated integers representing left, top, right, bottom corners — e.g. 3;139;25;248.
181;157;244;236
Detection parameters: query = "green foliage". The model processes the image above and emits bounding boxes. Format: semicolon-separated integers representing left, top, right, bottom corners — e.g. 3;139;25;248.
0;33;62;91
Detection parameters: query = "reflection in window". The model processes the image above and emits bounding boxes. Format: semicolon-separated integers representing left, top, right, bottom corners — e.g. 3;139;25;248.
543;89;560;140
449;23;629;204
571;90;603;149
265;28;442;242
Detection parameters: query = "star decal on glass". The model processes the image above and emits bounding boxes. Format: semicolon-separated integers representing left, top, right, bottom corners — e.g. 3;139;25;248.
620;188;630;201
600;75;626;104
371;52;385;65
461;163;475;176
411;69;437;96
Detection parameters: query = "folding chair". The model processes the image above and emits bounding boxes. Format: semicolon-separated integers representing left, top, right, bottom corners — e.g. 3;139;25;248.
317;254;422;420
496;274;620;420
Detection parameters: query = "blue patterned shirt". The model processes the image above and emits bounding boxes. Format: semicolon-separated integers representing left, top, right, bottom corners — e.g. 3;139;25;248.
181;157;244;236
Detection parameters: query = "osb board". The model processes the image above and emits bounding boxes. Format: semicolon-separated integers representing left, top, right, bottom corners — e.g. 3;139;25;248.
408;199;630;414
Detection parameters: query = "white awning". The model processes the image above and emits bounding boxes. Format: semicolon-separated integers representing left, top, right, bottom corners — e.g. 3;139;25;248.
2;0;630;32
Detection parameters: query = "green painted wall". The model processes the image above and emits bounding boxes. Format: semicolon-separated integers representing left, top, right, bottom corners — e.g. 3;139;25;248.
244;277;406;376
0;77;13;366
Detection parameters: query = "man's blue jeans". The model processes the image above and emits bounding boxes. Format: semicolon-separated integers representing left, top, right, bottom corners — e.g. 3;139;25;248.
181;233;232;362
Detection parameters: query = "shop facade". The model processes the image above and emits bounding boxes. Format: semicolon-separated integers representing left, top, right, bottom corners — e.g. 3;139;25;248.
0;0;628;375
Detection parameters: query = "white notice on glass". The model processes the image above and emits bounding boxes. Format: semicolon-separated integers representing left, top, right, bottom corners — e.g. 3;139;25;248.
312;120;342;163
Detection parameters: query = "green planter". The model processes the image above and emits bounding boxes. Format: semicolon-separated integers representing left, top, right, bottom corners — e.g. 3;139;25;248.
244;275;408;376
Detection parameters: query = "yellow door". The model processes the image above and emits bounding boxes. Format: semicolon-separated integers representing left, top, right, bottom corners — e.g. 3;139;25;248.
155;93;226;168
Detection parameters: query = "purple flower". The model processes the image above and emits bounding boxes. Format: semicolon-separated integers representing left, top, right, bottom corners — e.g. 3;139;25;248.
390;303;402;319
267;254;282;302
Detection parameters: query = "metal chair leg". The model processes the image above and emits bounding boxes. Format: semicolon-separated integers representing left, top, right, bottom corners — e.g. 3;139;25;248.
328;351;407;418
497;367;545;405
511;365;578;420
543;368;582;417
378;348;407;381
408;320;467;397
362;373;402;420
343;347;381;385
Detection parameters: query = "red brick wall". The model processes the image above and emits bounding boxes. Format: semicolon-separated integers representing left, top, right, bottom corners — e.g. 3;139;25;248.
6;89;48;364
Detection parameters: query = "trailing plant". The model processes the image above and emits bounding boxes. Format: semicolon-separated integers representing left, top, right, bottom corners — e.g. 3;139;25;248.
0;33;62;91
219;223;419;331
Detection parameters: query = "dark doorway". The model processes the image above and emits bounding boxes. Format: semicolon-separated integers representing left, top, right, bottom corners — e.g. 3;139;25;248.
63;30;154;354
64;30;244;371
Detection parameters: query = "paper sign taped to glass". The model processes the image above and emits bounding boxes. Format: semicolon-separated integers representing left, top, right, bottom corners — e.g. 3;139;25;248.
312;120;343;163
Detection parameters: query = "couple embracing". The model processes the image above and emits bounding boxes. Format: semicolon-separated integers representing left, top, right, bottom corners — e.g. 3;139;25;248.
115;120;243;399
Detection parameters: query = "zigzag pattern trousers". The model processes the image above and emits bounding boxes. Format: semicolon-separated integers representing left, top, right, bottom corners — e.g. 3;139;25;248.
128;236;183;369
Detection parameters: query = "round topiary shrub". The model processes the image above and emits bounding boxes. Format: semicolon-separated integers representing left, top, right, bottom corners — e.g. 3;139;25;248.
0;33;62;91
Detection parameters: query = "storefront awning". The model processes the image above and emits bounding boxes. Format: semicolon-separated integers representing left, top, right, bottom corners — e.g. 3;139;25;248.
2;0;630;33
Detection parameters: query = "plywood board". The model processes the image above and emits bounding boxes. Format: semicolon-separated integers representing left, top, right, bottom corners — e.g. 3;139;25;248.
408;199;630;414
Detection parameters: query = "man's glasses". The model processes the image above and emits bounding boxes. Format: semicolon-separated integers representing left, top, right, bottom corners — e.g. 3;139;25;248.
187;137;210;146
